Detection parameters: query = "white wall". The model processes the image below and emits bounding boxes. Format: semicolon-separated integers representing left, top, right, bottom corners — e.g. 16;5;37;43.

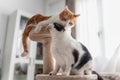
0;0;44;14
44;0;65;15
0;0;44;68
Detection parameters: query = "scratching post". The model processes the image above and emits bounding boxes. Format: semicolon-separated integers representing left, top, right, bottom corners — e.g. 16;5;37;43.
36;75;97;80
29;27;98;80
29;27;54;74
43;38;54;74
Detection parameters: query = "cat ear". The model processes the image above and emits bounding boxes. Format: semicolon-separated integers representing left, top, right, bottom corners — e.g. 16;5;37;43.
64;6;69;10
74;14;80;17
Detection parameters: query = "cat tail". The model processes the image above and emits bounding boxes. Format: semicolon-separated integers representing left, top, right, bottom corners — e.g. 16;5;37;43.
21;25;33;57
92;71;103;80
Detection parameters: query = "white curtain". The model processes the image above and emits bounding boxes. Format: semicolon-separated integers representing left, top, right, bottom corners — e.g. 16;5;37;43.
75;0;106;72
102;0;120;73
103;44;120;73
75;0;120;73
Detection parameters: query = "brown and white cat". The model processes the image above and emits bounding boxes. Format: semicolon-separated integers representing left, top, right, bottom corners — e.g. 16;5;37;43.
21;6;80;56
34;8;79;33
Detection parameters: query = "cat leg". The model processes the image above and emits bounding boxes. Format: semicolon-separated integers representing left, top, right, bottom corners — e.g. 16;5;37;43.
34;16;56;33
49;64;60;75
80;61;93;75
70;68;84;75
84;68;92;75
62;64;71;76
84;61;93;75
34;21;48;33
70;61;92;75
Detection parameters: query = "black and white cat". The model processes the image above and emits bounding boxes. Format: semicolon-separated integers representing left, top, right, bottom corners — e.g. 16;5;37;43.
47;22;103;80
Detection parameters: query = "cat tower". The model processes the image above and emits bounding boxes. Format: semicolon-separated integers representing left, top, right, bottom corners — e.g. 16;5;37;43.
36;75;97;80
29;27;97;80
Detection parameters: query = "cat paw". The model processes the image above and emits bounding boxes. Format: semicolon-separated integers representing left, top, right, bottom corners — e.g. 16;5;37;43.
21;52;28;57
62;72;69;76
47;24;54;30
49;72;56;76
34;27;40;33
48;24;54;27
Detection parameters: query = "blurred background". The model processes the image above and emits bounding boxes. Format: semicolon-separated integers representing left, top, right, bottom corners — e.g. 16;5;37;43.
0;0;120;80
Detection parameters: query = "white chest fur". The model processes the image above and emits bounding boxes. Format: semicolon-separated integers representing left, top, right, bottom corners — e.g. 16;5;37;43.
49;23;93;76
50;30;82;66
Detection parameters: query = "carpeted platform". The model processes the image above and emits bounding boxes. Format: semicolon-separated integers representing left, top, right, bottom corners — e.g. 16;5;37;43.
36;74;97;80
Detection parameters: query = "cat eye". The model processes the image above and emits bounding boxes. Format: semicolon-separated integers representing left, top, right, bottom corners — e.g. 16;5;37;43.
63;19;67;21
74;14;80;17
69;22;73;25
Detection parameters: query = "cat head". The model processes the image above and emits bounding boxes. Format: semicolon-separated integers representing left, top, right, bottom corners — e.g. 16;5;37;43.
47;23;70;34
59;6;80;27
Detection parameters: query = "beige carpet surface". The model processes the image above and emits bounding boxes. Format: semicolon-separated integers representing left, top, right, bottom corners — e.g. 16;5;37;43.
36;74;97;80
